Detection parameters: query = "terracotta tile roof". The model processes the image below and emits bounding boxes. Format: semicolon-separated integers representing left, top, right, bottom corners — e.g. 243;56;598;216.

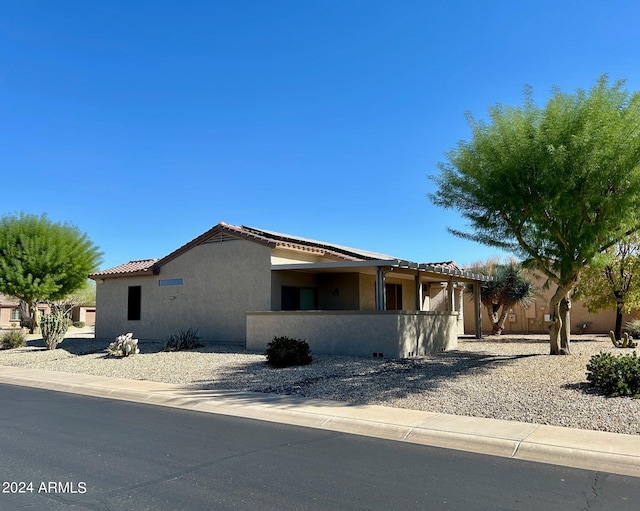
89;223;486;281
90;259;159;278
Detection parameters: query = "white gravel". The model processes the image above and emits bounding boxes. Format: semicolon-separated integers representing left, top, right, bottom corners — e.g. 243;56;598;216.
1;332;639;435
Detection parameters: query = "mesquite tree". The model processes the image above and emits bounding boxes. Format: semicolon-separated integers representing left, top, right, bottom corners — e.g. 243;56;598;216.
574;235;640;340
431;76;640;355
0;213;102;332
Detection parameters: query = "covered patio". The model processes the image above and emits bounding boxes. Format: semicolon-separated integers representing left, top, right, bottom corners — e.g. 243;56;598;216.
246;258;489;358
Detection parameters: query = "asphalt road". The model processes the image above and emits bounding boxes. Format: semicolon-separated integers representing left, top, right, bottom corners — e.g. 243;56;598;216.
1;383;638;511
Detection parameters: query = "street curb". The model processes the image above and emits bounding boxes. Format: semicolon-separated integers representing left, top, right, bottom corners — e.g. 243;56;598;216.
1;366;639;478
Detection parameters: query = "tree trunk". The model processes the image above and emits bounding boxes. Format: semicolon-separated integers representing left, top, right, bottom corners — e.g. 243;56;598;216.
26;300;39;334
614;301;624;340
486;304;502;335
493;303;516;335
549;285;572;355
559;295;571;354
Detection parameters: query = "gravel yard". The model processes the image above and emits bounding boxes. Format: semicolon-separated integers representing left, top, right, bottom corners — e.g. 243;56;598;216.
1;332;639;435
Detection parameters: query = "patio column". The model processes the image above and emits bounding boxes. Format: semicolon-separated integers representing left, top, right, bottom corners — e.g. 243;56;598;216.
414;272;423;311
446;278;454;312
455;285;464;316
375;267;389;311
473;282;482;339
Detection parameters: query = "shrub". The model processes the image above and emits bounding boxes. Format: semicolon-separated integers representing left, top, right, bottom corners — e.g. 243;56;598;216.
72;321;85;328
264;336;312;368
586;351;640;398
106;333;140;357
1;330;26;350
40;311;70;350
163;328;202;352
624;319;640;338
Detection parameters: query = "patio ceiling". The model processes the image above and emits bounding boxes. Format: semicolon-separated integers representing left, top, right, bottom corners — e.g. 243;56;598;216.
271;259;492;284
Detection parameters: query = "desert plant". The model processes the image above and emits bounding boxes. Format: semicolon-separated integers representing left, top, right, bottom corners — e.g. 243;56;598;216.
264;336;312;368
72;321;85;328
624;319;640;339
586;351;640;398
106;333;140;357
40;310;70;350
609;330;638;348
163;328;202;352
1;330;26;350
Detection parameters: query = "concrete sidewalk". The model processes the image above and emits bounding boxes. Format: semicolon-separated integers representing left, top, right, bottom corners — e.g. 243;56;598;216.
1;365;639;478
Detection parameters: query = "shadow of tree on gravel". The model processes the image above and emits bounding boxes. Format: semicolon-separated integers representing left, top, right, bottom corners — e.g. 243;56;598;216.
186;350;540;406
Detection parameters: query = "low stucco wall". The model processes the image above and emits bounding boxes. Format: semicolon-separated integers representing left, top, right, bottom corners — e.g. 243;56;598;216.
246;310;458;358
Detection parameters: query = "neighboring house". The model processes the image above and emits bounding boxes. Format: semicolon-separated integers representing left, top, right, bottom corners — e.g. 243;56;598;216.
71;306;96;326
462;269;637;336
90;222;490;358
0;294;50;329
0;294;23;328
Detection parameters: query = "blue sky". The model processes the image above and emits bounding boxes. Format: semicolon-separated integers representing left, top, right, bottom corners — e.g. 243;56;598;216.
2;1;640;271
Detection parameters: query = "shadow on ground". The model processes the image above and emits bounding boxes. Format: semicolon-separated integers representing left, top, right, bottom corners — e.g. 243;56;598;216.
16;335;567;407
186;349;541;406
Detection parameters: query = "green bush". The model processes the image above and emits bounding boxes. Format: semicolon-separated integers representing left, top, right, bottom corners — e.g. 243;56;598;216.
40;311;70;350
264;336;312;368
586;351;640;398
1;330;26;350
624;319;640;338
72;321;85;328
163;328;202;352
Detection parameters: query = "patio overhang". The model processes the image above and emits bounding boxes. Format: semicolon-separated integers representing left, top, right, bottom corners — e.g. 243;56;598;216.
271;259;491;283
271;259;490;339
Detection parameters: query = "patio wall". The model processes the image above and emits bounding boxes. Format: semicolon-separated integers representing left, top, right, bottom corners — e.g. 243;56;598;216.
246;310;458;358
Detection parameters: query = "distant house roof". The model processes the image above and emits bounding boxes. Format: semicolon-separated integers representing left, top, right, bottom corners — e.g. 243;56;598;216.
0;294;20;306
90;259;159;278
90;222;485;281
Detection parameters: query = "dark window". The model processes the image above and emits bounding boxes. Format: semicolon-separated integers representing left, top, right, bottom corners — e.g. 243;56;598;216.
128;286;142;320
385;283;402;310
281;286;317;311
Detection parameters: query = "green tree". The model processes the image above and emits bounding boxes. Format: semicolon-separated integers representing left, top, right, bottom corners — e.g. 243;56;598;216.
574;235;640;340
431;76;640;355
472;261;535;335
0;213;102;332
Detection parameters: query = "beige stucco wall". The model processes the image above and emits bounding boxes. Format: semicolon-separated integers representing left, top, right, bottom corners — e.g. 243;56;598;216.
246;310;458;358
270;248;331;265
95;239;272;341
0;307;15;328
318;273;360;309
359;274;376;310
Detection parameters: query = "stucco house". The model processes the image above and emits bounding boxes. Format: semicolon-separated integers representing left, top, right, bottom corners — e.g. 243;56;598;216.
0;294;95;330
90;222;489;358
0;294;50;329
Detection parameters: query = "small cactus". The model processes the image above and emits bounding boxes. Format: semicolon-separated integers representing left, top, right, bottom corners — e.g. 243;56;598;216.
106;333;140;357
609;331;638;348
